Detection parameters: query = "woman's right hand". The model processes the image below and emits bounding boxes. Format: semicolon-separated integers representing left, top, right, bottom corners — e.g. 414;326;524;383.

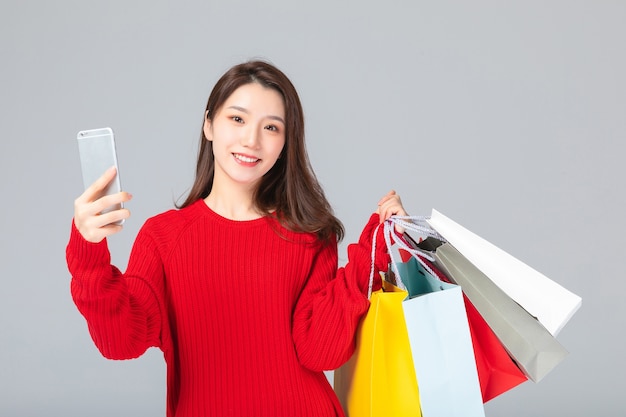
74;166;132;243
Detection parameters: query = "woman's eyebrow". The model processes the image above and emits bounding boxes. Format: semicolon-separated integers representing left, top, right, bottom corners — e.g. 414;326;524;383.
227;105;285;125
267;115;286;125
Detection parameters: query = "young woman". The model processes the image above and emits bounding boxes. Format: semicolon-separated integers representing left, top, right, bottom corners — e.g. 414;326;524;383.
67;60;407;417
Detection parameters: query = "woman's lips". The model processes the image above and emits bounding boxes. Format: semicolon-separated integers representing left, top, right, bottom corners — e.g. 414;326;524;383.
233;153;260;164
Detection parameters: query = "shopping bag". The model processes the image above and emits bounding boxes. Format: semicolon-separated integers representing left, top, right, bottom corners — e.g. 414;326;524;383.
399;245;527;402
433;243;569;382
392;258;485;416
384;223;485;417
391;215;573;383
461;289;528;401
333;280;421;417
426;209;582;336
393;227;527;401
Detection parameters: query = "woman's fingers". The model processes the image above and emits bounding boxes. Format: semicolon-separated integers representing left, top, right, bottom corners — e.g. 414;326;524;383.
377;190;407;220
377;190;397;207
74;198;131;243
91;192;132;216
74;190;132;222
78;218;125;243
76;166;118;205
377;190;408;234
73;167;132;243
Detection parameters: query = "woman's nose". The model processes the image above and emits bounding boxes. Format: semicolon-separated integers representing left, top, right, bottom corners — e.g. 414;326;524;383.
241;125;261;148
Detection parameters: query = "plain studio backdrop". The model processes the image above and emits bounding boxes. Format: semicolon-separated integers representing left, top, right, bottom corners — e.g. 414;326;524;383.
1;1;623;416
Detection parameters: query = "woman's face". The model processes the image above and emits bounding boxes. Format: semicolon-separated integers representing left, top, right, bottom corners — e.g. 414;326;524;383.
204;82;286;191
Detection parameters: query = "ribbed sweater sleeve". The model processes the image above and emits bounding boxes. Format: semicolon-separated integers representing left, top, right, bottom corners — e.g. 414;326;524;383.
291;213;386;371
66;220;165;360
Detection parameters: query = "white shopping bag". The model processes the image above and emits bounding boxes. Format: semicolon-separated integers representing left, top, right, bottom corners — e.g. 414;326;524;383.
426;209;582;336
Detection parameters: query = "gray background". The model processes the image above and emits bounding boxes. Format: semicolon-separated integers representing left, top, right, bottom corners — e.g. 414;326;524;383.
1;1;623;416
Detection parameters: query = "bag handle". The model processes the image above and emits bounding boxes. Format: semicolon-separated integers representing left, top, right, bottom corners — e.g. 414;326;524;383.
368;216;447;297
367;223;383;299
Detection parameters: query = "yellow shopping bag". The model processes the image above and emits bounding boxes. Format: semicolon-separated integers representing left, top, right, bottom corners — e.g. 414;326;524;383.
334;281;421;417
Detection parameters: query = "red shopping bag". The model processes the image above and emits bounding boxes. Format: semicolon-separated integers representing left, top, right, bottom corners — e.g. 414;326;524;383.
461;288;528;401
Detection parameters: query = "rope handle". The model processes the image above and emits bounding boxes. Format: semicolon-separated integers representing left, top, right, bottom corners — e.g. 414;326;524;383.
368;215;447;298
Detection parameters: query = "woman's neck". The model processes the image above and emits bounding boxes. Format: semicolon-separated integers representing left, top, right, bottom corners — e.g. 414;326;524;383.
204;186;263;221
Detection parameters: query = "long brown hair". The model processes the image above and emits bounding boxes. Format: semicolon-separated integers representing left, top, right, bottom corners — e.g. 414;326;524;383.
178;60;344;242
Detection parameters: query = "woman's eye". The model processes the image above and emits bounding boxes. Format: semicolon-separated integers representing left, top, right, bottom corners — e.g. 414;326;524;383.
231;116;244;123
265;124;278;132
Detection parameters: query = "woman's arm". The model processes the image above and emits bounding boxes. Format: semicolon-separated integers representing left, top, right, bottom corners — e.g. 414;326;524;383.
67;221;165;360
67;167;164;359
291;191;408;371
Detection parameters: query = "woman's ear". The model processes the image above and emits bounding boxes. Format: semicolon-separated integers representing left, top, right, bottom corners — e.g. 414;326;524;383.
203;112;213;141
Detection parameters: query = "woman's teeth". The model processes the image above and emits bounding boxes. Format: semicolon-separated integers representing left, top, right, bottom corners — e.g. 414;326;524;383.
234;154;259;163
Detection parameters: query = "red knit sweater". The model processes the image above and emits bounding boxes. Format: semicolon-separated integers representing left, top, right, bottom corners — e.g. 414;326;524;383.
66;199;383;416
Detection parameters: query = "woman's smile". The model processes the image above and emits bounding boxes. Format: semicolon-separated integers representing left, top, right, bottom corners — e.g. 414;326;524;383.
233;152;261;165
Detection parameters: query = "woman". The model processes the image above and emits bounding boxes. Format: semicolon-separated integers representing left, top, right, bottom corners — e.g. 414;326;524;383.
67;60;406;416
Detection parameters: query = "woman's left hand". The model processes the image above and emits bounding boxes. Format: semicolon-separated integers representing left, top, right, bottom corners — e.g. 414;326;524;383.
377;190;408;234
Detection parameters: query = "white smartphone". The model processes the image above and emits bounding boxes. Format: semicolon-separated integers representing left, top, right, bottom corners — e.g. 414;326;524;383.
77;127;124;223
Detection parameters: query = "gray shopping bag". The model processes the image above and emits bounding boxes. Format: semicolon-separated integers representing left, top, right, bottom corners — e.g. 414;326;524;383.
434;243;569;382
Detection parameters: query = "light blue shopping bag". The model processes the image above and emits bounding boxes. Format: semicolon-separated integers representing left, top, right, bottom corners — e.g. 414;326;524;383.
396;257;484;417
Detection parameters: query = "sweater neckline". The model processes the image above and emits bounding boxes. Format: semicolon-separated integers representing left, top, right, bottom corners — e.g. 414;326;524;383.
193;199;272;227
